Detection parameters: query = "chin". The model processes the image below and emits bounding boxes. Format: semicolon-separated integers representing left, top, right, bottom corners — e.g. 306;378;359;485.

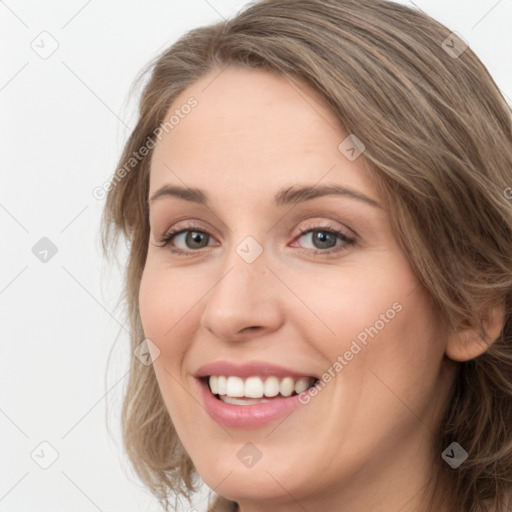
192;450;316;505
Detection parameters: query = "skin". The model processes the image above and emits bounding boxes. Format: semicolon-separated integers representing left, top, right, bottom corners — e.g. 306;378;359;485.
138;66;489;512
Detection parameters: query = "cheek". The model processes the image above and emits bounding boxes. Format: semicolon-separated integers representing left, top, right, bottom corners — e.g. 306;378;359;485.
138;265;198;360
286;256;416;355
138;266;202;423
302;252;447;421
336;282;448;436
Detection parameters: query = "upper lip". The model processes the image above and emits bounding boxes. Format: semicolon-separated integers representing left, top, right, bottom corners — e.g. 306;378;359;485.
195;360;318;380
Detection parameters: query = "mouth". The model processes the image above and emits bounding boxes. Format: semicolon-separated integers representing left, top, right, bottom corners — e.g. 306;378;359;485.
194;360;321;428
203;375;320;405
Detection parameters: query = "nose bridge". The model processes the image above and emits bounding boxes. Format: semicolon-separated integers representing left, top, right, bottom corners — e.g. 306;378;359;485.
199;233;282;339
207;233;268;313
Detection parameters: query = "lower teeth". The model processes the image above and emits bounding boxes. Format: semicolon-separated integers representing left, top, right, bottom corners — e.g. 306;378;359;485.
217;393;301;405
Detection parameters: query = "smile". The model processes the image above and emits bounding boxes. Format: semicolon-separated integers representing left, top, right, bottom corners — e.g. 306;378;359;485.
207;375;317;404
194;361;320;428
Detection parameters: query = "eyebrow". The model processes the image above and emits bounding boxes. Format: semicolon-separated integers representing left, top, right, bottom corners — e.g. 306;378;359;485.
149;183;382;208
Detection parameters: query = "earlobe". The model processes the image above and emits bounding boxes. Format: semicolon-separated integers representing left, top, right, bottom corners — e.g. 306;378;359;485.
445;302;507;362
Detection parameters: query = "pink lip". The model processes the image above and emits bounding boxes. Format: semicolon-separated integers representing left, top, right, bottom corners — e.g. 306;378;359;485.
194;360;317;429
195;360;316;379
196;377;306;429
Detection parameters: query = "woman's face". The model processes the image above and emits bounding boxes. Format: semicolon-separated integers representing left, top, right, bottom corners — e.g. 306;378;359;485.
140;66;456;510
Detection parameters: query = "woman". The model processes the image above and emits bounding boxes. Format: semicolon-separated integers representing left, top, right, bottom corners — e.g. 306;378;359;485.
101;0;512;510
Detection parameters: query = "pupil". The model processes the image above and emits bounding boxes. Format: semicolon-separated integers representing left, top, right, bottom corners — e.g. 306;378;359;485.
314;231;336;249
188;231;207;248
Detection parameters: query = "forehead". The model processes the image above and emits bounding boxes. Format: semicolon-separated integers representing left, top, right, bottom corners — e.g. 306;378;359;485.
149;66;375;201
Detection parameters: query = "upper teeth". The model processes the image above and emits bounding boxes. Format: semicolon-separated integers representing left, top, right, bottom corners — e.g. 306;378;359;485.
208;375;314;398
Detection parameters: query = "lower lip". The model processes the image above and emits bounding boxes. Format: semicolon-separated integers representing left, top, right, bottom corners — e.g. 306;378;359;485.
197;378;305;429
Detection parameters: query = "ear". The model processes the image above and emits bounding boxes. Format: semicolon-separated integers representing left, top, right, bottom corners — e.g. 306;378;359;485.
445;302;507;362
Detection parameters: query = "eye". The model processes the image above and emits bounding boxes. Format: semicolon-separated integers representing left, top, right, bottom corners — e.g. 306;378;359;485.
292;222;355;255
171;230;211;250
154;220;356;257
156;222;216;255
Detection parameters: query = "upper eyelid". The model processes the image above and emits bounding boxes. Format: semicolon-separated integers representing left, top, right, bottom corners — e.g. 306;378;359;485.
159;220;350;238
158;221;217;241
156;212;355;233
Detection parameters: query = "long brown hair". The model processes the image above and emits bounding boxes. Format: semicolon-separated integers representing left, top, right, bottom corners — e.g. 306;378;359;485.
101;1;512;510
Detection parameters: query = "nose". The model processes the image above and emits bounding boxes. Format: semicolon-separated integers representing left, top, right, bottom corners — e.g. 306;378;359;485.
199;244;284;343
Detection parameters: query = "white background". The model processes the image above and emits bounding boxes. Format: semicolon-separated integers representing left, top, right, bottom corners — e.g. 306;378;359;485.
1;1;511;511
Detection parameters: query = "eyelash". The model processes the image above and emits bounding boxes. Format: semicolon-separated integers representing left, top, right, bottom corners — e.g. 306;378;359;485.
156;221;356;257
